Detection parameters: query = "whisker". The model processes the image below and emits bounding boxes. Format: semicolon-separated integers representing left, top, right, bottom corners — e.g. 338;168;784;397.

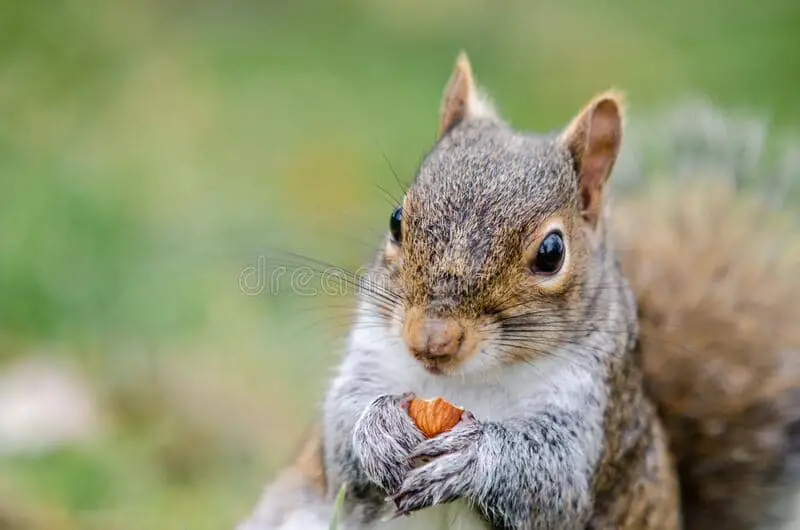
486;339;598;374
263;255;404;307
480;346;562;390
376;183;402;209
379;148;408;197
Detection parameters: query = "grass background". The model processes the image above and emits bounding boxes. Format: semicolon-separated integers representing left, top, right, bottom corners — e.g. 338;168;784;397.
0;1;798;528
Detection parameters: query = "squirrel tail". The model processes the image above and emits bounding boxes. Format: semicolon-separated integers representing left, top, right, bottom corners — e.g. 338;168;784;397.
611;98;800;530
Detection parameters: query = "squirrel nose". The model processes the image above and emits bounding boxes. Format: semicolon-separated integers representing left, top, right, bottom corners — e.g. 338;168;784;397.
407;318;465;360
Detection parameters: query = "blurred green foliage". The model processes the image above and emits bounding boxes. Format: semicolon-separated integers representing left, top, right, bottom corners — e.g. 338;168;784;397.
0;1;798;528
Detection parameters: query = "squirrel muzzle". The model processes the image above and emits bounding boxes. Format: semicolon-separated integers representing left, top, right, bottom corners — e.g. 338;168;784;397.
402;308;478;373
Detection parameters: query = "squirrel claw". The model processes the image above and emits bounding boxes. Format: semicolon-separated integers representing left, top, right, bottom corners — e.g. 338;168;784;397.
399;391;416;410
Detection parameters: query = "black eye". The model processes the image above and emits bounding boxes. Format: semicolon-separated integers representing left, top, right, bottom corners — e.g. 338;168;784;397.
389;207;403;244
532;231;565;274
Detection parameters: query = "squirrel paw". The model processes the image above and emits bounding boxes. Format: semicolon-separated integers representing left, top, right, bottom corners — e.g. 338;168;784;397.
391;413;483;516
352;392;425;495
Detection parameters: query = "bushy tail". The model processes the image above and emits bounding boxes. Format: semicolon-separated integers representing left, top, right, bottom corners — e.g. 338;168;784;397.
611;98;800;530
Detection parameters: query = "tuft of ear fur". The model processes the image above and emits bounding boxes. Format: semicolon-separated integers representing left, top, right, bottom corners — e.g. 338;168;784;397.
438;51;497;138
560;91;625;227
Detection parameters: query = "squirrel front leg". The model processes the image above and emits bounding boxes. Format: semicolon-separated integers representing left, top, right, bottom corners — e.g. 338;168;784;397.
352;393;426;494
323;358;425;502
392;408;599;530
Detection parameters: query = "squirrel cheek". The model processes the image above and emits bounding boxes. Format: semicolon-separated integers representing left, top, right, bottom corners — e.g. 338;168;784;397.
533;270;571;295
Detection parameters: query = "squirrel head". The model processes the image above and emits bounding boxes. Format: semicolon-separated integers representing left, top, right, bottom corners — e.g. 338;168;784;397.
368;52;626;376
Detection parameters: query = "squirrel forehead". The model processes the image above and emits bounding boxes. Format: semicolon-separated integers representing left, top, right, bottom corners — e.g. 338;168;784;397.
408;121;577;226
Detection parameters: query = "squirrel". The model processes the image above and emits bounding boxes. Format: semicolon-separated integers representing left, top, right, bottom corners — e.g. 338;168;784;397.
237;53;800;530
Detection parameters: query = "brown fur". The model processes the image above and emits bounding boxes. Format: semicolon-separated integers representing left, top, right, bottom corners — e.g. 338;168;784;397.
612;180;800;529
560;91;625;227
438;51;476;138
590;352;681;529
292;423;327;494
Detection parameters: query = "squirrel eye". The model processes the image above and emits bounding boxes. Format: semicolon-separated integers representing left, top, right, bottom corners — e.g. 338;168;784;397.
532;231;565;274
389;207;403;244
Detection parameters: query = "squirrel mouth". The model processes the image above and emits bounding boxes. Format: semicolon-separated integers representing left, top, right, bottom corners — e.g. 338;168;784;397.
413;355;457;376
421;363;446;376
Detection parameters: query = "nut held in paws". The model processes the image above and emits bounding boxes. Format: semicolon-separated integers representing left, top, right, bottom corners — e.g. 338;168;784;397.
407;397;464;438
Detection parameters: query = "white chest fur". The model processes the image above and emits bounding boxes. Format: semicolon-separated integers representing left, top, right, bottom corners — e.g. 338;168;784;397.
334;318;597;530
344;323;589;422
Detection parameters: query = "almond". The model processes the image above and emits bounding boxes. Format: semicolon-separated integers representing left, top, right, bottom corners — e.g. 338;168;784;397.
407;397;464;438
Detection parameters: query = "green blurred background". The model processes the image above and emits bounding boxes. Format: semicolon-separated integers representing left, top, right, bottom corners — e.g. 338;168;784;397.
0;1;798;528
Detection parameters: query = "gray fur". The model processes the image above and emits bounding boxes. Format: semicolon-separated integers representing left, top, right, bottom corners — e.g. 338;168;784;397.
353;393;425;495
324;316;625;529
400;119;576;313
322;107;649;529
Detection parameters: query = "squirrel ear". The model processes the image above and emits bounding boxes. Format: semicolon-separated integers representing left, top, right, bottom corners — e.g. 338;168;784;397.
559;91;625;227
438;52;495;138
